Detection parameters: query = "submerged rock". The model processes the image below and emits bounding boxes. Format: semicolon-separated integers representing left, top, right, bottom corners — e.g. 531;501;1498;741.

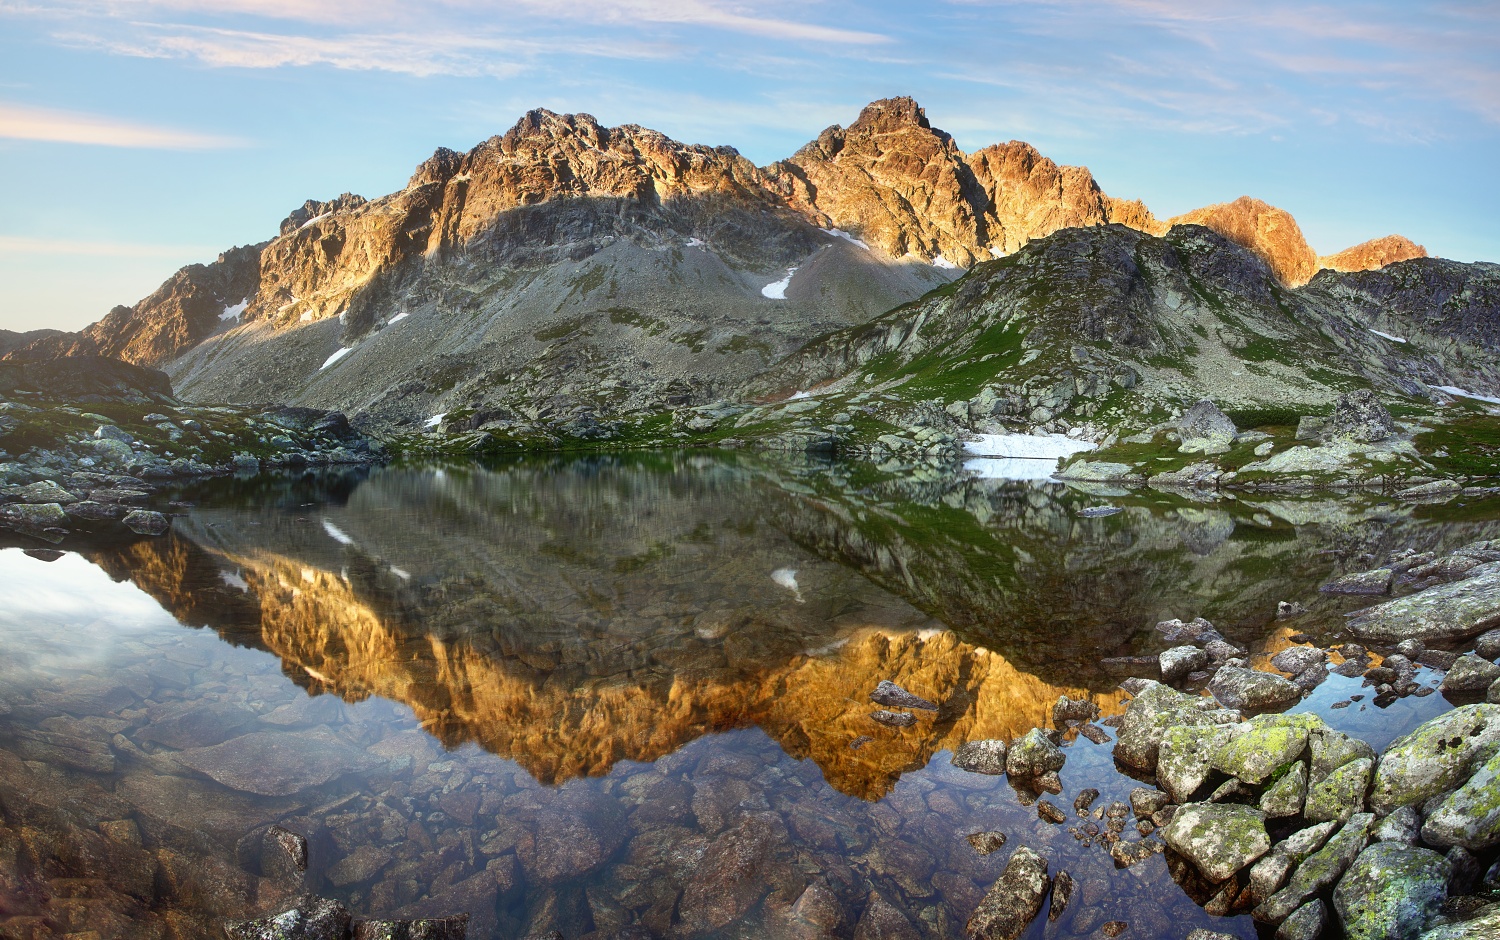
1333;842;1450;940
966;846;1050;940
1369;705;1500;814
1161;802;1270;883
174;728;382;797
966;831;1007;855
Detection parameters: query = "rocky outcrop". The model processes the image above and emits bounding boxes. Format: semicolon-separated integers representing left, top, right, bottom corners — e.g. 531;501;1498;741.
1169;196;1320;286
1320;235;1428;274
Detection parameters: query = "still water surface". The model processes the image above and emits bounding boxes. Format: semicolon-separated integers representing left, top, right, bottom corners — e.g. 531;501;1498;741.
0;454;1493;938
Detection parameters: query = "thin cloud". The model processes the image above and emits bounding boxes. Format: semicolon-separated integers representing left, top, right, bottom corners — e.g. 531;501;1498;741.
0;101;243;148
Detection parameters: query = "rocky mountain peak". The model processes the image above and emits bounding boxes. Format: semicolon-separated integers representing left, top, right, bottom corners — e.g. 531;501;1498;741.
1169;195;1318;286
1320;234;1428;274
849;96;937;135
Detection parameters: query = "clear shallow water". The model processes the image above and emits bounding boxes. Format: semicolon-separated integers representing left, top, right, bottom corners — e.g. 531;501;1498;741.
0;453;1496;938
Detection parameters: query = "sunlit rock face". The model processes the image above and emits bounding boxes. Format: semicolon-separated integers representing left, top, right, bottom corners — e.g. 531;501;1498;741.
81;457;1500;802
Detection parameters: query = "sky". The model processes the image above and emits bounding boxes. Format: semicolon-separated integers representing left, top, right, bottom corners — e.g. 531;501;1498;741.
1;0;1497;332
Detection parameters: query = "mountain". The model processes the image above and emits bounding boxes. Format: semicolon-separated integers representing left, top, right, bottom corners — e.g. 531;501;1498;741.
0;328;63;357
5;97;1437;435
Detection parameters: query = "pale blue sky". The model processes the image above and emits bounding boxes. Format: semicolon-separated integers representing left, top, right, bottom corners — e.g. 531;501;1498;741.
1;1;1496;331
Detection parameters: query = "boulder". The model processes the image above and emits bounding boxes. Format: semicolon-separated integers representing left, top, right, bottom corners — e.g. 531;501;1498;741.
1208;666;1302;712
1373;806;1422;846
1304;757;1373;824
1178;400;1237;454
1277;899;1326;940
1321;569;1394;596
1333;842;1450;940
952;740;1009;776
1310;728;1377;784
123;509;170;535
1160;646;1210;683
1161;802;1270;883
870;680;938;711
1006;729;1065;778
1477;629;1500;661
1114;680;1240;772
1159;723;1234;803
1212;713;1322;784
1326;389;1396;443
1051;695;1098;725
352;917;468;939
1369;705;1500;814
1347;565;1500;643
1441;654;1500;693
1271;646;1326;676
1256;813;1375;925
965;846;1050;940
1260;762;1309;818
226;897;352;940
1421;748;1500;852
0;501;67;529
1417;904;1500;939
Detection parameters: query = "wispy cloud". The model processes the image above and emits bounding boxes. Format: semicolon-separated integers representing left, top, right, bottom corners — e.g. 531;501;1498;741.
0;235;220;257
0;102;242;148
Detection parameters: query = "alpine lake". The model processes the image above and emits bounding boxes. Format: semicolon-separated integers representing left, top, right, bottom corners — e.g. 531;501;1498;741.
2;451;1496;939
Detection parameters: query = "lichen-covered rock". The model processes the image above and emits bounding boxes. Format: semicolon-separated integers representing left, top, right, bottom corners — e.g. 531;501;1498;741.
1161;645;1210;683
1208;666;1302;712
1326;389;1396;443
1129;787;1170;818
1247;821;1339;904
1276;898;1326;940
870;679;938;711
1348;567;1500;643
123;509;170;535
966;846;1050;940
1304;757;1373;825
1177;400;1237;454
953;740;1009;775
1261;762;1309;818
1271;646;1326;676
1161;802;1270;883
1159;723;1234;803
1256;813;1375;925
1114;680;1240;772
226;897;353;940
1213;713;1323;784
1421;748;1500;852
1370;705;1500;814
1373;806;1422;846
1418;904;1500;939
0;501;67;529
1441;654;1500;693
1052;695;1099;726
1006;728;1065;778
1310;728;1377;784
1333;842;1450;940
1321;569;1394;596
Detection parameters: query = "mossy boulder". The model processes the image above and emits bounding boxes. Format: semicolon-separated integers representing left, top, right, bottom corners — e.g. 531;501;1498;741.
1333;842;1449;940
1161;802;1270;883
1114;680;1240;772
1305;757;1373;824
1260;761;1309;818
1255;813;1374;925
1212;713;1323;784
1370;705;1500;815
1421;748;1500;852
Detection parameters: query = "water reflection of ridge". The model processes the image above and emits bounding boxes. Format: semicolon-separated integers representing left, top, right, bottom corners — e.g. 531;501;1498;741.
88;456;1500;801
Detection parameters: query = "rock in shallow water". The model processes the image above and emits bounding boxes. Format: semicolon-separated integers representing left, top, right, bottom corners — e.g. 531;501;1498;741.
173;728;382;797
1347;565;1500;643
1208;666;1302;712
123;508;170;535
869;679;938;711
1441;654;1500;693
966;846;1050;940
226;896;352;940
1160;645;1209;683
1114;680;1240;772
1333;842;1450;940
1213;712;1323;784
1161;802;1270;883
1256;813;1374;925
1006;728;1065;778
952;739;1008;775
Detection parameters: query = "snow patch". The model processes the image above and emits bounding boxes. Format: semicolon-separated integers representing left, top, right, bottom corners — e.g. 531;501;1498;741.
1369;329;1407;344
789;390;812;400
320;347;353;370
1435;385;1500;406
963;433;1097;460
824;228;870;250
219;301;248;322
988;247;1007;259
424;413;447;428
321;519;354;545
932;254;960;270
300;312;314;322
771;568;804;603
389;566;411;580
963;457;1066;481
219;570;248;592
299;212;329;230
684;237;707;248
761;267;797;299
388;312;409;325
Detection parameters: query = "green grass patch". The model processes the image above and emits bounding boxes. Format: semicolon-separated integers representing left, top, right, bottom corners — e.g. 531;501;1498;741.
1414;415;1500;478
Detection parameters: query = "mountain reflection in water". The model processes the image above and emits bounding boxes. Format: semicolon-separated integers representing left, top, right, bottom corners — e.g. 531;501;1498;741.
2;453;1496;938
